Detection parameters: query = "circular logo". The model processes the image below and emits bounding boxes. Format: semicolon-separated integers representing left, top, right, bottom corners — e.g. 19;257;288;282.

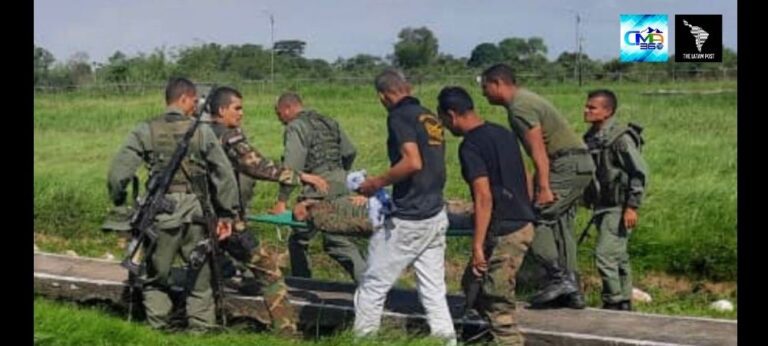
656;43;664;50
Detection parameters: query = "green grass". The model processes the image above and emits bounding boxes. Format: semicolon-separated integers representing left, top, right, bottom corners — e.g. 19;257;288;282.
34;79;737;328
34;297;447;346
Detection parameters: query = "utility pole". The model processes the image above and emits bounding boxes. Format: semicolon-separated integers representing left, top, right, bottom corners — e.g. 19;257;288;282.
576;13;583;87
262;10;275;84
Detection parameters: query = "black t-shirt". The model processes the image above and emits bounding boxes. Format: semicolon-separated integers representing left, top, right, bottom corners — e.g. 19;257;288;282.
459;122;535;235
386;96;446;220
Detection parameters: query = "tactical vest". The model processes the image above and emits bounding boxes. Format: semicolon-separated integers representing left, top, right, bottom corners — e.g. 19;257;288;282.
147;114;210;200
584;122;644;207
300;111;343;173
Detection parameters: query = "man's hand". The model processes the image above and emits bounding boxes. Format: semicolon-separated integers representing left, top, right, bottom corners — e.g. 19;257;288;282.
269;201;287;215
536;187;556;206
216;220;232;241
292;202;309;221
348;195;368;207
472;247;488;277
358;176;386;197
301;173;329;193
624;207;638;229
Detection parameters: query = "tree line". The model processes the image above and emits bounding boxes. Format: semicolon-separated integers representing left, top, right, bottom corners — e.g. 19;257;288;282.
34;26;737;89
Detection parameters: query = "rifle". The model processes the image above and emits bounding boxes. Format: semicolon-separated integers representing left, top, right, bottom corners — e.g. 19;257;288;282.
121;85;217;276
577;212;597;246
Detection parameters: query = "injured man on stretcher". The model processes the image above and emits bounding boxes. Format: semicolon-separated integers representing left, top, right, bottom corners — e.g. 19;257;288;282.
291;194;476;237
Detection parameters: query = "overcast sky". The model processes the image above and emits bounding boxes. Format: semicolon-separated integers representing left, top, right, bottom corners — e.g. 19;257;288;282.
34;0;737;65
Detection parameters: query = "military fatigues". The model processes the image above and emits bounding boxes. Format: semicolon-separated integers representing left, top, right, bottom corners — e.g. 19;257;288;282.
583;117;648;306
280;110;366;283
107;107;239;331
506;89;595;304
210;122;301;333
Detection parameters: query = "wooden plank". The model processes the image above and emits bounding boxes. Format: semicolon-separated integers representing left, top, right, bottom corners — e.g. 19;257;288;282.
34;252;736;345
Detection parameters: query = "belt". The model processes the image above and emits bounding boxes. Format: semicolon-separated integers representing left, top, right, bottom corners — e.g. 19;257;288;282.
550;147;588;160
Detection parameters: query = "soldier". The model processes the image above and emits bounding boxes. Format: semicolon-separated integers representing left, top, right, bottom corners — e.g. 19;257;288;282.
354;69;456;344
269;92;366;283
582;89;648;311
107;77;239;332
207;86;330;334
480;64;595;309
438;86;536;345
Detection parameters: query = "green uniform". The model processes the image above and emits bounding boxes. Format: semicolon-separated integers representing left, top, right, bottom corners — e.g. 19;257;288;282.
583;117;648;305
279;110;366;283
107;107;239;331
506;89;595;297
210;121;302;333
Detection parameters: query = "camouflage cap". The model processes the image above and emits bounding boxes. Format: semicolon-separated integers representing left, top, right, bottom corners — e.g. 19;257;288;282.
101;205;135;232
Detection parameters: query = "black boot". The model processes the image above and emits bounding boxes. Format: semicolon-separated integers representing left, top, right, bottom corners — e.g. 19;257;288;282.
529;262;578;306
562;272;586;309
620;300;633;311
602;301;624;310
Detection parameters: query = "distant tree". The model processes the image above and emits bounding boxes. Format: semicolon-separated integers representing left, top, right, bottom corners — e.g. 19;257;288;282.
394;27;438;69
174;43;223;80
34;45;56;86
66;51;92;85
103;51;130;84
498;37;548;72
274;40;306;57
338;54;385;72
467;43;502;68
722;47;737;68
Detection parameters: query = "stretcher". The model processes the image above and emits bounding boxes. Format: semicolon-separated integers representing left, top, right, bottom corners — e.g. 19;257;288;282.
247;212;474;237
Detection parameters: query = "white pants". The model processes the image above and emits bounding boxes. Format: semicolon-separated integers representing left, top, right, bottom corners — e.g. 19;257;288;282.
353;209;456;341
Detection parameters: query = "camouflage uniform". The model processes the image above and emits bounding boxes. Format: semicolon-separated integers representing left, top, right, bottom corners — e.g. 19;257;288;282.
107;107;239;331
306;198;474;237
583;117;648;307
506;89;595;306
210;122;299;333
279;110;366;283
461;224;534;346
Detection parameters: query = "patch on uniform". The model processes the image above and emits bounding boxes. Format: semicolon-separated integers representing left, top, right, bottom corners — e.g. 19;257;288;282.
227;134;244;144
418;113;444;146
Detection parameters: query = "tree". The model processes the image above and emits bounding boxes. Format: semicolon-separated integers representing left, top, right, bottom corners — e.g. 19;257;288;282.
467;43;502;68
274;40;306;57
174;43;224;80
498;37;548;72
34;45;56;86
103;51;130;84
338;54;385;73
66;51;92;86
393;27;438;69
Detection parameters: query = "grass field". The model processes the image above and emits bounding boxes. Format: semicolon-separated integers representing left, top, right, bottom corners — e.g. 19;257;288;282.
34;78;737;342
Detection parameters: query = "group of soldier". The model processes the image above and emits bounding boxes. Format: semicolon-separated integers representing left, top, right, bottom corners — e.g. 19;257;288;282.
106;62;647;345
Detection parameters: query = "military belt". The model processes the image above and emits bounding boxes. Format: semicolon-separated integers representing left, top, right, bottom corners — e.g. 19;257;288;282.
550;147;589;160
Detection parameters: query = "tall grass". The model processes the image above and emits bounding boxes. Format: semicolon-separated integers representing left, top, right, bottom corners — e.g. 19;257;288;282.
34;79;737;283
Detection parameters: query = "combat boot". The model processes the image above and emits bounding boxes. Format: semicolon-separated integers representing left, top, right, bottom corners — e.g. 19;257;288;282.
529;262;578;306
562;272;586;309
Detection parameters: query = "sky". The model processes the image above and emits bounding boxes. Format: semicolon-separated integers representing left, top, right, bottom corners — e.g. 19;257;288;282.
34;0;737;65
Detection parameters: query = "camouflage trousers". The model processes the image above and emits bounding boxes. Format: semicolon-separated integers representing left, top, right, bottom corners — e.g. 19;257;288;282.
462;223;535;346
594;207;633;304
221;231;296;334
